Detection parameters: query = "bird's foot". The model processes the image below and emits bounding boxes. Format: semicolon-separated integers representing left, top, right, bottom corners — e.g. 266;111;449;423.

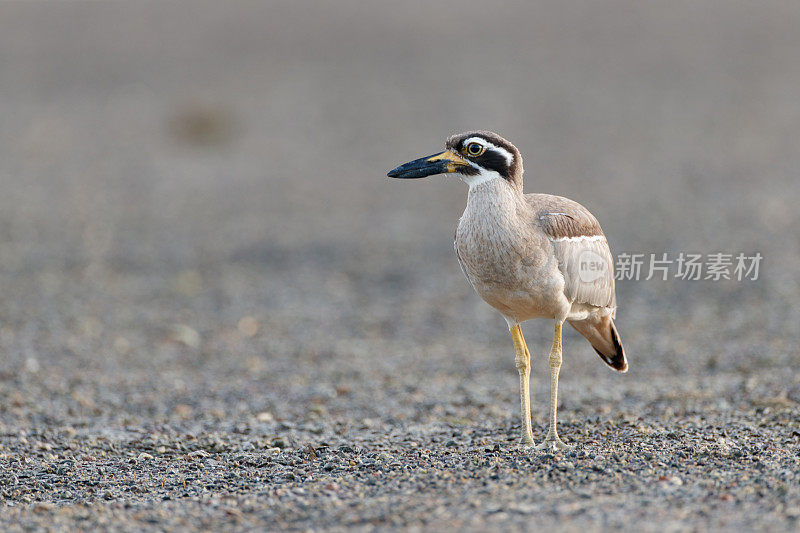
535;433;572;451
519;434;536;449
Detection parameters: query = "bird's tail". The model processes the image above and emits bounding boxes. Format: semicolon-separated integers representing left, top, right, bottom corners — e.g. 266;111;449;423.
568;314;627;372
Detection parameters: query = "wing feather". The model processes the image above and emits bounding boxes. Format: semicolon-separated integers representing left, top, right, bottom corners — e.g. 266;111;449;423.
528;194;616;310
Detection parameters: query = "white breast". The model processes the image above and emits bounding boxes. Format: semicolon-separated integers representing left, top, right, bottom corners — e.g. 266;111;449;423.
454;181;570;323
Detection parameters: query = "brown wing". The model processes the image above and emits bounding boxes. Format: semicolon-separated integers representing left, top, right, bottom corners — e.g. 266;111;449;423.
527;194;616;310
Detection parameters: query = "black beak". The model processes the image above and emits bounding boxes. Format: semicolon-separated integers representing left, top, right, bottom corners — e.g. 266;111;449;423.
387;154;450;179
387;150;469;179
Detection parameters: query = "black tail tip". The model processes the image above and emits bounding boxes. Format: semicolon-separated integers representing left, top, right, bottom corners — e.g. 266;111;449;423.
602;323;628;372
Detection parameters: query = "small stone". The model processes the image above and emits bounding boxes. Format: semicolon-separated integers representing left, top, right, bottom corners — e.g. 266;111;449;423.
25;357;40;373
237;316;259;337
170;324;200;348
255;411;274;423
173;404;193;418
113;337;131;355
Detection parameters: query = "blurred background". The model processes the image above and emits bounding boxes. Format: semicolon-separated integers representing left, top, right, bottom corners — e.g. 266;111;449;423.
1;0;799;446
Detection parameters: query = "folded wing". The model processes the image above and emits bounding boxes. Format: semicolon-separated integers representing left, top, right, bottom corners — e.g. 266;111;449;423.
528;194;616;311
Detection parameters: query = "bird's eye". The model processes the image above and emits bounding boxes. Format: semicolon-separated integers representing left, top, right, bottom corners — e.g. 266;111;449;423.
465;142;485;157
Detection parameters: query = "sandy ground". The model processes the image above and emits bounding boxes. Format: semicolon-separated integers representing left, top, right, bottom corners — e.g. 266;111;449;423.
1;1;799;530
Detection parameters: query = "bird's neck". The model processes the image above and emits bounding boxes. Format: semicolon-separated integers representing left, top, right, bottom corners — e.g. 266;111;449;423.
461;168;523;193
463;176;525;226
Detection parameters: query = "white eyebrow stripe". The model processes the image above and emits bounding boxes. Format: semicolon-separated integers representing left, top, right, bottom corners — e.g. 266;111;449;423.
462;137;514;165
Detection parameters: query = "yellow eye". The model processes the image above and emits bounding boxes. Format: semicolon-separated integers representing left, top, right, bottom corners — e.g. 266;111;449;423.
465;142;485;157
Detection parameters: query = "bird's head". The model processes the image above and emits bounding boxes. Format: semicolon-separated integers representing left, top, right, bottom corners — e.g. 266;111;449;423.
387;130;523;189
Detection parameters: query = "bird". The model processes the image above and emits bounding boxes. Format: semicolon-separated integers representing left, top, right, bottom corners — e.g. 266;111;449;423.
387;131;627;450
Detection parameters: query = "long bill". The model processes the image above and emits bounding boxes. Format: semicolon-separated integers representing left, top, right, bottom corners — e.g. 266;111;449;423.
387;150;470;179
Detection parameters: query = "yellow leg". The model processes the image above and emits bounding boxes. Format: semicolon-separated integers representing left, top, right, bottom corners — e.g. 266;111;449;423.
536;322;572;450
510;324;535;446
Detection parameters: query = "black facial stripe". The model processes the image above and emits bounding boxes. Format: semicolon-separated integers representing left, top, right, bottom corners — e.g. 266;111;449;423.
475;149;511;178
460;164;479;176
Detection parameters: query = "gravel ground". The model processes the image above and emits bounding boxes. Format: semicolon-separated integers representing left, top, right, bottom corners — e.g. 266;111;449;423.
1;1;800;531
